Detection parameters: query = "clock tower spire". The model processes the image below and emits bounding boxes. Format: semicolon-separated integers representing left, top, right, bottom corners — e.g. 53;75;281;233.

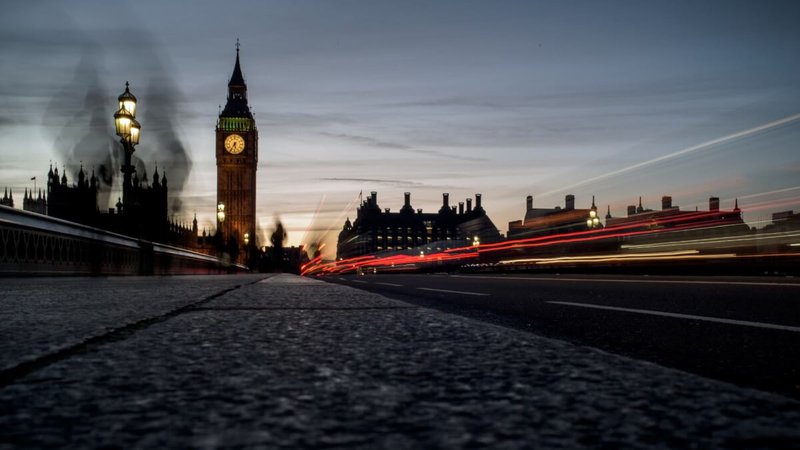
216;42;258;265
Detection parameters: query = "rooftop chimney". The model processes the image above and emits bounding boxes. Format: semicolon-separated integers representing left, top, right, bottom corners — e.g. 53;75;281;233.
662;196;672;210
526;195;533;211
475;193;482;209
627;205;636;216
371;191;377;206
442;193;449;208
458;202;464;215
404;192;411;207
709;196;719;212
466;198;472;212
565;194;575;211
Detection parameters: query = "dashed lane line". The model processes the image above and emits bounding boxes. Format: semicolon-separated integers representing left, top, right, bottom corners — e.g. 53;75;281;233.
375;282;404;287
547;301;800;333
452;274;800;288
417;287;490;296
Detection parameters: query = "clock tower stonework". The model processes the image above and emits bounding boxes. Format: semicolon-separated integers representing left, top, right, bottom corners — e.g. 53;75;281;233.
216;45;258;260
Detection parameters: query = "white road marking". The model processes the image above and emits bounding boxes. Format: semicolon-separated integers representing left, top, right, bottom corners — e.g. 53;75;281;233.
350;280;369;284
453;275;800;288
417;287;490;296
547;301;800;333
375;282;404;287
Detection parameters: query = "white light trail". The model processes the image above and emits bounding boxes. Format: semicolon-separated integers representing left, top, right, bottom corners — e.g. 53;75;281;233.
537;113;800;198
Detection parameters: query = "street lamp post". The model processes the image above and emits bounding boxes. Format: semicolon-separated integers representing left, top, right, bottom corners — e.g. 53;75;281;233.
586;195;600;229
216;202;226;249
217;202;226;231
114;82;140;215
244;232;250;268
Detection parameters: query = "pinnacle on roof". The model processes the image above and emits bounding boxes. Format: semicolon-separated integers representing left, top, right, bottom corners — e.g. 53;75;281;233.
228;40;246;87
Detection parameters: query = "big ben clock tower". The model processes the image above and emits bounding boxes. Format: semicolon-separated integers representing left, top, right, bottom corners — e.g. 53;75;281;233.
216;43;258;261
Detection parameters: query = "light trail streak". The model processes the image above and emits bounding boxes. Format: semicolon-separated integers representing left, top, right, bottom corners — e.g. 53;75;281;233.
315;191;361;256
302;203;799;276
454;274;800;287
734;186;800;201
299;194;327;252
533;253;736;264
536;112;800;197
620;230;800;251
499;250;699;265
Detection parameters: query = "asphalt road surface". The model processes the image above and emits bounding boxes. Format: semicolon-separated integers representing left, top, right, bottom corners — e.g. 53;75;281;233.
325;273;800;399
2;274;800;447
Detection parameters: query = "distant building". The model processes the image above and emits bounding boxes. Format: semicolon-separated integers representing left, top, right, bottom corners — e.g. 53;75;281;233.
23;188;47;215
507;194;601;238
605;195;745;230
44;164;99;224
763;210;800;233
14;163;205;252
337;192;501;259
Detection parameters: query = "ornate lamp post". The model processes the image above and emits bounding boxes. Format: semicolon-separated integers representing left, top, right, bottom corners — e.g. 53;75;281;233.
114;82;140;214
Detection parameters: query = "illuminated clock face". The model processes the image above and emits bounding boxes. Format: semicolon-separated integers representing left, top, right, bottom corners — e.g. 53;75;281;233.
224;134;245;154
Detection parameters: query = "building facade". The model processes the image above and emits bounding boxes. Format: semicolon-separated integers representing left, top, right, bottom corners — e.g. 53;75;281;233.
216;45;258;261
337;192;501;259
507;194;601;238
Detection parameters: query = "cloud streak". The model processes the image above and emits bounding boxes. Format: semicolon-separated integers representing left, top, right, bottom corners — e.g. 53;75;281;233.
320;132;488;162
319;177;428;188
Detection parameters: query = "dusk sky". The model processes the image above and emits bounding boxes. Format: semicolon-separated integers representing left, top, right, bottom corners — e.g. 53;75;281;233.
1;1;799;253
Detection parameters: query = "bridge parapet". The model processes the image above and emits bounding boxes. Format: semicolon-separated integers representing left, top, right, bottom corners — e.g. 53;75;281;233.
0;205;234;276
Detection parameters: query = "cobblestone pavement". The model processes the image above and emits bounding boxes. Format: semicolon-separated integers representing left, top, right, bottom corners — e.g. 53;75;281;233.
0;274;267;373
1;274;799;448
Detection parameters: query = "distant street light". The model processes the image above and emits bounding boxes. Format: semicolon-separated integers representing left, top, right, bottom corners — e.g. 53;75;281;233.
587;195;600;229
472;236;480;247
216;202;226;254
243;232;251;268
114;82;140;213
217;202;225;225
